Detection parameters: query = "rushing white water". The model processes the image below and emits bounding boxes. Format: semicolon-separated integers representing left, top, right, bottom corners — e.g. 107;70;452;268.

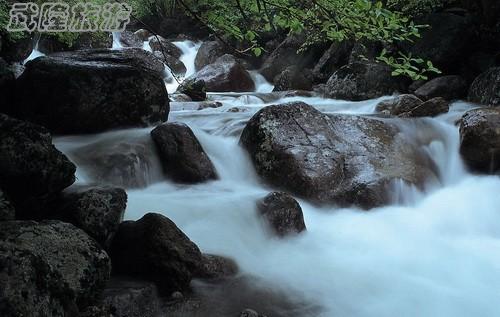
249;71;274;93
163;40;201;94
23;35;45;64
111;32;124;49
46;37;500;316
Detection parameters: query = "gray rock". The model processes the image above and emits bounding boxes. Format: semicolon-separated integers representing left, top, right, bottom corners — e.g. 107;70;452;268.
49;186;127;246
324;61;406;101
0;188;15;221
415;75;467;101
195;40;228;70
151;122;218;184
0;221;111;316
401;97;449;118
257;192;306;237
199;254;239;279
240;102;437;209
149;36;182;59
118;31;143;48
187;54;255;92
273;66;313;91
468;67;500;106
459;108;500;173
376;94;423;115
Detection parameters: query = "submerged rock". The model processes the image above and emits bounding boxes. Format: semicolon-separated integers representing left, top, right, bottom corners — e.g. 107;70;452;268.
0;114;76;218
151;122;218;184
324;61;406;101
102;277;161;317
69;133;161;189
0;221;111;316
459;108;500;173
376;94;423;115
199;254;239;279
109;213;204;294
401;97;449;118
187;54;255;92
240;102;437;209
48;186;127;247
468;67;500;106
414;75;467;101
257;192;306;237
177;79;207;101
12;49;169;134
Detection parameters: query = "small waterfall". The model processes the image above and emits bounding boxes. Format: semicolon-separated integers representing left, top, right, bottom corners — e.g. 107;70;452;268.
164;40;201;94
23;34;45;64
249;71;274;93
112;32;123;49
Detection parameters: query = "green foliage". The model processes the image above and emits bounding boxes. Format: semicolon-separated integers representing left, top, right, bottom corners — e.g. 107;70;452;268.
376;48;441;80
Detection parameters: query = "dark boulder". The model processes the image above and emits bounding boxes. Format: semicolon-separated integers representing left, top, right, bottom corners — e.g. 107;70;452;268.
109;213;204;294
117;31;143;48
240;309;268;317
68;133;162;189
149;36;182;59
312;41;353;83
273;66;313;91
376;94;423;115
73;33;113;50
195;40;228;70
459;108;500;173
154;50;186;76
0;114;76;218
0;189;15;221
48;186;127;247
102;277;161;317
240;102;437;209
414;75;468;101
12;49;169;134
151;122;218;184
177;79;207;101
260;34;326;82
468;67;500;106
0;221;111;316
257;192;306;237
187;54;255;92
324;61;406;101
401;97;449;118
408;13;475;73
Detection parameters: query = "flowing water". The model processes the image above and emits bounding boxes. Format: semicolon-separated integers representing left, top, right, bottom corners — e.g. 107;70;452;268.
53;39;500;316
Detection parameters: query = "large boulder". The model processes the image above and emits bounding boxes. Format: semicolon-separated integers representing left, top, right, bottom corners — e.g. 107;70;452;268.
187;54;255;92
414;75;468;101
68;132;162;188
151;122;218;183
195;40;228;70
47;186;127;246
0;114;76;218
257;192;306;237
240;102;437;209
409;13;475;73
260;34;326;82
0;189;15;221
312;41;353;83
273;66;313;91
401;97;449;118
109;213;204;294
468;67;500;106
12;49;169;134
177;79;207;101
154;50;186;76
149;36;182;59
0;221;111;316
117;31;143;48
324;61;406;101
459;108;500;173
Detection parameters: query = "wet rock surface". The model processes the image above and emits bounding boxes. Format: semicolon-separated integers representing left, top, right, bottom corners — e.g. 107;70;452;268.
151;122;218;184
459;108;500;173
273;66;313;92
195;40;228;70
0;114;76;218
0;221;111;316
187;54;255;92
257;192;306;237
240;102;437;209
12;49;169;134
414;75;467;101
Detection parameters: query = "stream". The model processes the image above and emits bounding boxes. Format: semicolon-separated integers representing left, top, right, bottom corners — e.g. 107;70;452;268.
51;40;500;317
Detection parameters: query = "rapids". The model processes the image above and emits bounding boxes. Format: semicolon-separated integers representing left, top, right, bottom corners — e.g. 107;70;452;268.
53;39;500;317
